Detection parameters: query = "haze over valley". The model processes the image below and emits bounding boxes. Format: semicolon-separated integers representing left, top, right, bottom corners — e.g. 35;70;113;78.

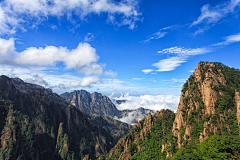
0;0;240;159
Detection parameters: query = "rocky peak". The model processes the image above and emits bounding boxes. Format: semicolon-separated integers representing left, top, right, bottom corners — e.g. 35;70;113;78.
61;90;120;117
170;61;240;152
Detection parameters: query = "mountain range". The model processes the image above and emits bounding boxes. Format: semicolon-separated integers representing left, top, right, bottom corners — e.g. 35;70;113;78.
1;61;240;160
99;62;240;159
60;91;155;125
0;75;132;160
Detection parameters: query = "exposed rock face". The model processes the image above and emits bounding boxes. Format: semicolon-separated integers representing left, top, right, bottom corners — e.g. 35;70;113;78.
61;90;121;117
99;109;175;159
169;62;240;155
61;91;155;125
102;62;240;159
0;75;132;160
235;91;240;126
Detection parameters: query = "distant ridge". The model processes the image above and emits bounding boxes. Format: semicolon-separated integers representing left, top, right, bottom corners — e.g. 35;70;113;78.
0;75;132;159
61;91;155;124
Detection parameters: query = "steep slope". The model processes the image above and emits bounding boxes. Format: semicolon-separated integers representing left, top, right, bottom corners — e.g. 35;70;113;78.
61;90;121;117
170;62;240;149
99;109;175;159
101;61;240;159
61;91;155;125
0;75;131;160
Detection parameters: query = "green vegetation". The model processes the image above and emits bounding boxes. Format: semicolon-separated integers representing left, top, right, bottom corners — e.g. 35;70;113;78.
0;99;36;160
172;135;240;160
100;110;176;160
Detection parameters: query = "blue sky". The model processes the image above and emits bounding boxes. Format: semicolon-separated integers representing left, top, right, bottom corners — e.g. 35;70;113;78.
0;0;240;98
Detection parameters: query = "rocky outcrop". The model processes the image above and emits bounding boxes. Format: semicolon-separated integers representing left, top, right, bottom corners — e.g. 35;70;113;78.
236;91;240;123
61;90;121;117
100;109;175;159
169;62;240;155
101;61;240;159
0;75;132;159
61;91;155;125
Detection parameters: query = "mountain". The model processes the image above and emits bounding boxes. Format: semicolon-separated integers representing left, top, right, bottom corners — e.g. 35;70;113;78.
99;109;175;159
100;62;240;159
61;91;155;125
0;75;132;160
61;90;121;117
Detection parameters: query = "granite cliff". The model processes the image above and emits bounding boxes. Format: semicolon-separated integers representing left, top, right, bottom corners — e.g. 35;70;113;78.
0;75;132;160
61;90;121;117
61;91;155;125
100;62;240;159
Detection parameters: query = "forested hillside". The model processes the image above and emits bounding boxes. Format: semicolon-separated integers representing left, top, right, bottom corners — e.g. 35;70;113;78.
100;62;240;159
0;76;131;160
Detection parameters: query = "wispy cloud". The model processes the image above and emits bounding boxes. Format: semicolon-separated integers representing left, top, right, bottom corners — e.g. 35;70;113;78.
131;78;144;81
142;31;167;43
84;33;94;42
141;69;153;74
151;46;210;72
144;31;240;73
104;70;117;77
141;25;178;43
158;46;210;56
0;0;142;34
25;75;49;86
163;78;187;83
191;0;240;34
59;76;100;89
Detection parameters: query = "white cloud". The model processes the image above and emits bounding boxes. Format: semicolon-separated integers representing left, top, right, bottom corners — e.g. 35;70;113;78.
142;31;167;43
112;93;180;112
142;25;179;43
131;78;144;81
191;0;240;27
158;46;210;56
148;31;240;73
25;75;48;86
163;78;187;83
104;70;117;77
59;76;100;88
114;109;156;125
149;46;211;72
141;69;153;74
0;39;104;75
0;0;141;34
0;38;15;57
225;33;240;43
84;33;94;42
152;56;187;72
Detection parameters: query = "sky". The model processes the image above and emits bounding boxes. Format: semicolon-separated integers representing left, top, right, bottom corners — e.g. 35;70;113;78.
0;0;240;111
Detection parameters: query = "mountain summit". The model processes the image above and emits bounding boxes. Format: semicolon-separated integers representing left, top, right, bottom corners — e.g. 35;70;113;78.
100;62;240;159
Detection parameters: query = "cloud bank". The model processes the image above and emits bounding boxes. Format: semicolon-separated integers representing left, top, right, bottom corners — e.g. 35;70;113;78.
0;0;142;34
112;93;180;112
0;38;106;76
59;76;100;89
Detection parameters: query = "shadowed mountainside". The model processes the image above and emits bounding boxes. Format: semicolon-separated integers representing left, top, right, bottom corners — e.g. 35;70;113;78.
61;91;155;125
0;75;132;160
